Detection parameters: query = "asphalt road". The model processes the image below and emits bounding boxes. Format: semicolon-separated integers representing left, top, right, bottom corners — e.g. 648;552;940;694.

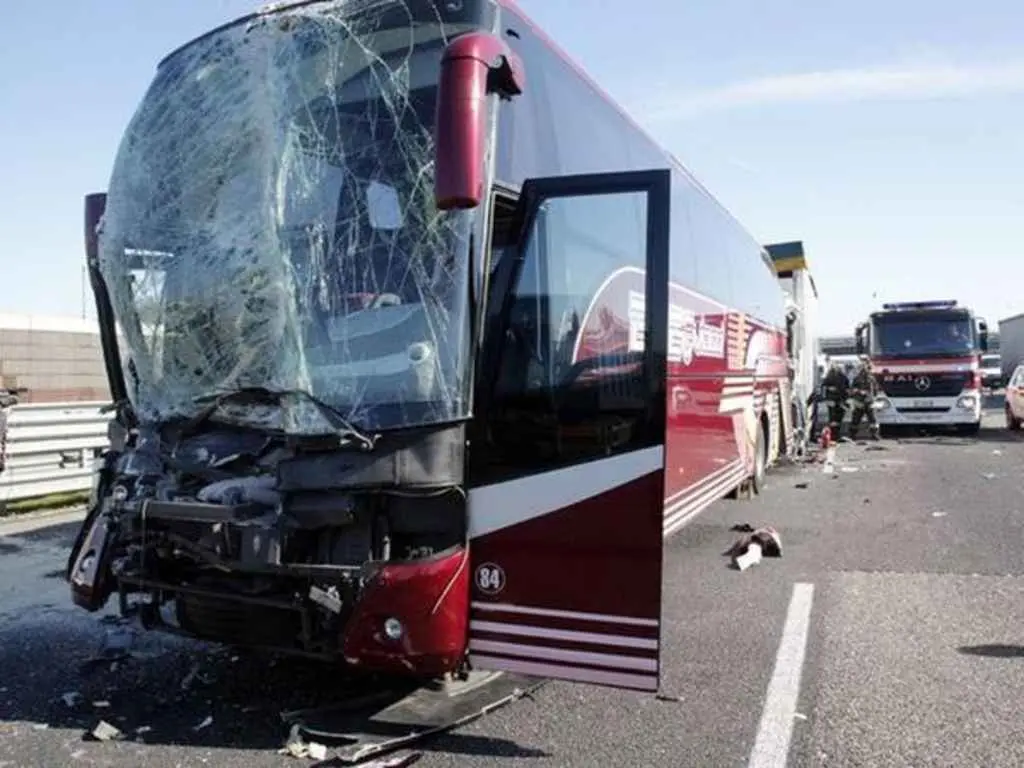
2;401;1023;767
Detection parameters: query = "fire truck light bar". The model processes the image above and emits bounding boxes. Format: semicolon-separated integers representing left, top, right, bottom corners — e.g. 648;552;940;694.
881;300;958;311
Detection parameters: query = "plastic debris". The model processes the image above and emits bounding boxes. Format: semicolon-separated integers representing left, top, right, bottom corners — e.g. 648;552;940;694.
794;482;809;489
62;692;83;708
840;466;859;473
193;715;214;732
308;742;328;761
90;721;124;741
724;526;782;571
280;723;329;760
734;543;762;571
932;511;948;518
92;700;111;708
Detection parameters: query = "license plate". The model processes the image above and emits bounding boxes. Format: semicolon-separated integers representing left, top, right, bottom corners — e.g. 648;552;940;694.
913;399;934;408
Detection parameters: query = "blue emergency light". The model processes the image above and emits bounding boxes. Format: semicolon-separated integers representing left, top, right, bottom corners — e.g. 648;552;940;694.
881;300;958;312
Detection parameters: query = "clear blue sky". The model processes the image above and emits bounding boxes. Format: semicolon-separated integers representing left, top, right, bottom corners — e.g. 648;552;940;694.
2;0;1021;335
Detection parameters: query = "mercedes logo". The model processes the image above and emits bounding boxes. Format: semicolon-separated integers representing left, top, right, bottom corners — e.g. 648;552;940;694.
914;375;931;392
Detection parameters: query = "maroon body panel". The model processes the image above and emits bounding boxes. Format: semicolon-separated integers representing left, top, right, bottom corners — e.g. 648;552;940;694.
341;547;470;678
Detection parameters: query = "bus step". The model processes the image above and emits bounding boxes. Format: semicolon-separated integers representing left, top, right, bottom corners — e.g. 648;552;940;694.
281;671;546;764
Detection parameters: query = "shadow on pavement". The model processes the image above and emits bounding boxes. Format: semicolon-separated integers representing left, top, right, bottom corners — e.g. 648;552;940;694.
890;425;1024;447
0;612;547;761
957;644;1024;659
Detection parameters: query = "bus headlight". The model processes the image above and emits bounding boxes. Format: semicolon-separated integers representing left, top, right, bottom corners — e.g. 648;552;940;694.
873;398;891;411
956;394;977;410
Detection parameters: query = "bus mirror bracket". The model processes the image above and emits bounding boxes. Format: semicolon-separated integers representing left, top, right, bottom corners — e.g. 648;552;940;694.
434;32;525;211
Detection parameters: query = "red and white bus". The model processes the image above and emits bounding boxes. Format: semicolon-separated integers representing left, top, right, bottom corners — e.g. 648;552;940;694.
69;0;793;695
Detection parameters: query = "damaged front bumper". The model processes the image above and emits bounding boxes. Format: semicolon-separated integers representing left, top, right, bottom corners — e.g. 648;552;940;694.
69;497;470;678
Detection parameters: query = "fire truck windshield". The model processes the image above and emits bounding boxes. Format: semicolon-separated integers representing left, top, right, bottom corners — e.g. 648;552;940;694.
96;1;483;433
871;315;977;358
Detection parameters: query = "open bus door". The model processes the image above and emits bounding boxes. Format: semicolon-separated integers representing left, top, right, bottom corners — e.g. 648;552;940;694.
466;169;671;692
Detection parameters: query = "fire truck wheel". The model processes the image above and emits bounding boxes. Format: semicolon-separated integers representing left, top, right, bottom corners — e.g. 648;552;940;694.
1006;404;1022;431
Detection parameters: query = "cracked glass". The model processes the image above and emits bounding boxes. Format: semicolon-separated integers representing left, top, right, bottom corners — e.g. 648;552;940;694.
97;0;485;433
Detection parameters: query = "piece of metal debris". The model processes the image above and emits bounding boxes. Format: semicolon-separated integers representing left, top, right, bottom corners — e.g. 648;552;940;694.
90;720;124;741
360;753;423;768
180;662;202;691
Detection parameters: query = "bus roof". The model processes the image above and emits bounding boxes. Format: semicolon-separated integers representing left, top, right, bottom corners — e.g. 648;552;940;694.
498;0;761;248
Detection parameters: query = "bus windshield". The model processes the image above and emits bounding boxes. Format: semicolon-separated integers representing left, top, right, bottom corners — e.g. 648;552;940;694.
96;0;485;433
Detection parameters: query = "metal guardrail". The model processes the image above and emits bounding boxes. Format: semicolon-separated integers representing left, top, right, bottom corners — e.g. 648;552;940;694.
0;401;110;504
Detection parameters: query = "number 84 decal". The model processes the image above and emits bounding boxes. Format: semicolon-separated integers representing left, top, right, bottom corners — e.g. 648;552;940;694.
475;562;506;595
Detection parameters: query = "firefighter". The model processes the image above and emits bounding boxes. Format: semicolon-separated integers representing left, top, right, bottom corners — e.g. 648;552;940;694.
821;361;850;439
849;357;881;440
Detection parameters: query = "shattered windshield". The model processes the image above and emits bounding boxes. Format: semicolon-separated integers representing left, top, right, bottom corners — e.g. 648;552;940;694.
872;316;977;358
98;0;484;433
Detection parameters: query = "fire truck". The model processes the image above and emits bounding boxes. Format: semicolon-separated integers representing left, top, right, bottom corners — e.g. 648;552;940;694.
67;0;794;697
855;300;989;436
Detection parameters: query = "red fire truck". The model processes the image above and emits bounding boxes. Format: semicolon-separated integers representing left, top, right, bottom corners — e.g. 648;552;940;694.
855;300;989;436
68;0;793;695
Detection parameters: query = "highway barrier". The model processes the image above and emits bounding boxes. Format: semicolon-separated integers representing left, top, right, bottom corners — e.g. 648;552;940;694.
0;401;110;505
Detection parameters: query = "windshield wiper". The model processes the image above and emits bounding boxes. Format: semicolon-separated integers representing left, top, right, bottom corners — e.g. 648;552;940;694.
188;386;380;451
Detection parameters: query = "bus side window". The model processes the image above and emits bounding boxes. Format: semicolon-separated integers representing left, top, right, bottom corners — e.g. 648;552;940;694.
483;190;652;482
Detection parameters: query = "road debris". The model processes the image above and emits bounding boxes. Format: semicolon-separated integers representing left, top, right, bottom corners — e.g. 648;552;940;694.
795;482;810;489
733;543;762;571
89;720;124;742
932;511;948;518
193;715;214;732
61;691;83;708
280;723;329;760
359;753;423;767
724;526;782;571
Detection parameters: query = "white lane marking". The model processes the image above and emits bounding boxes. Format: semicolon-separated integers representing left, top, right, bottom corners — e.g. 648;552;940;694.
748;582;815;768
